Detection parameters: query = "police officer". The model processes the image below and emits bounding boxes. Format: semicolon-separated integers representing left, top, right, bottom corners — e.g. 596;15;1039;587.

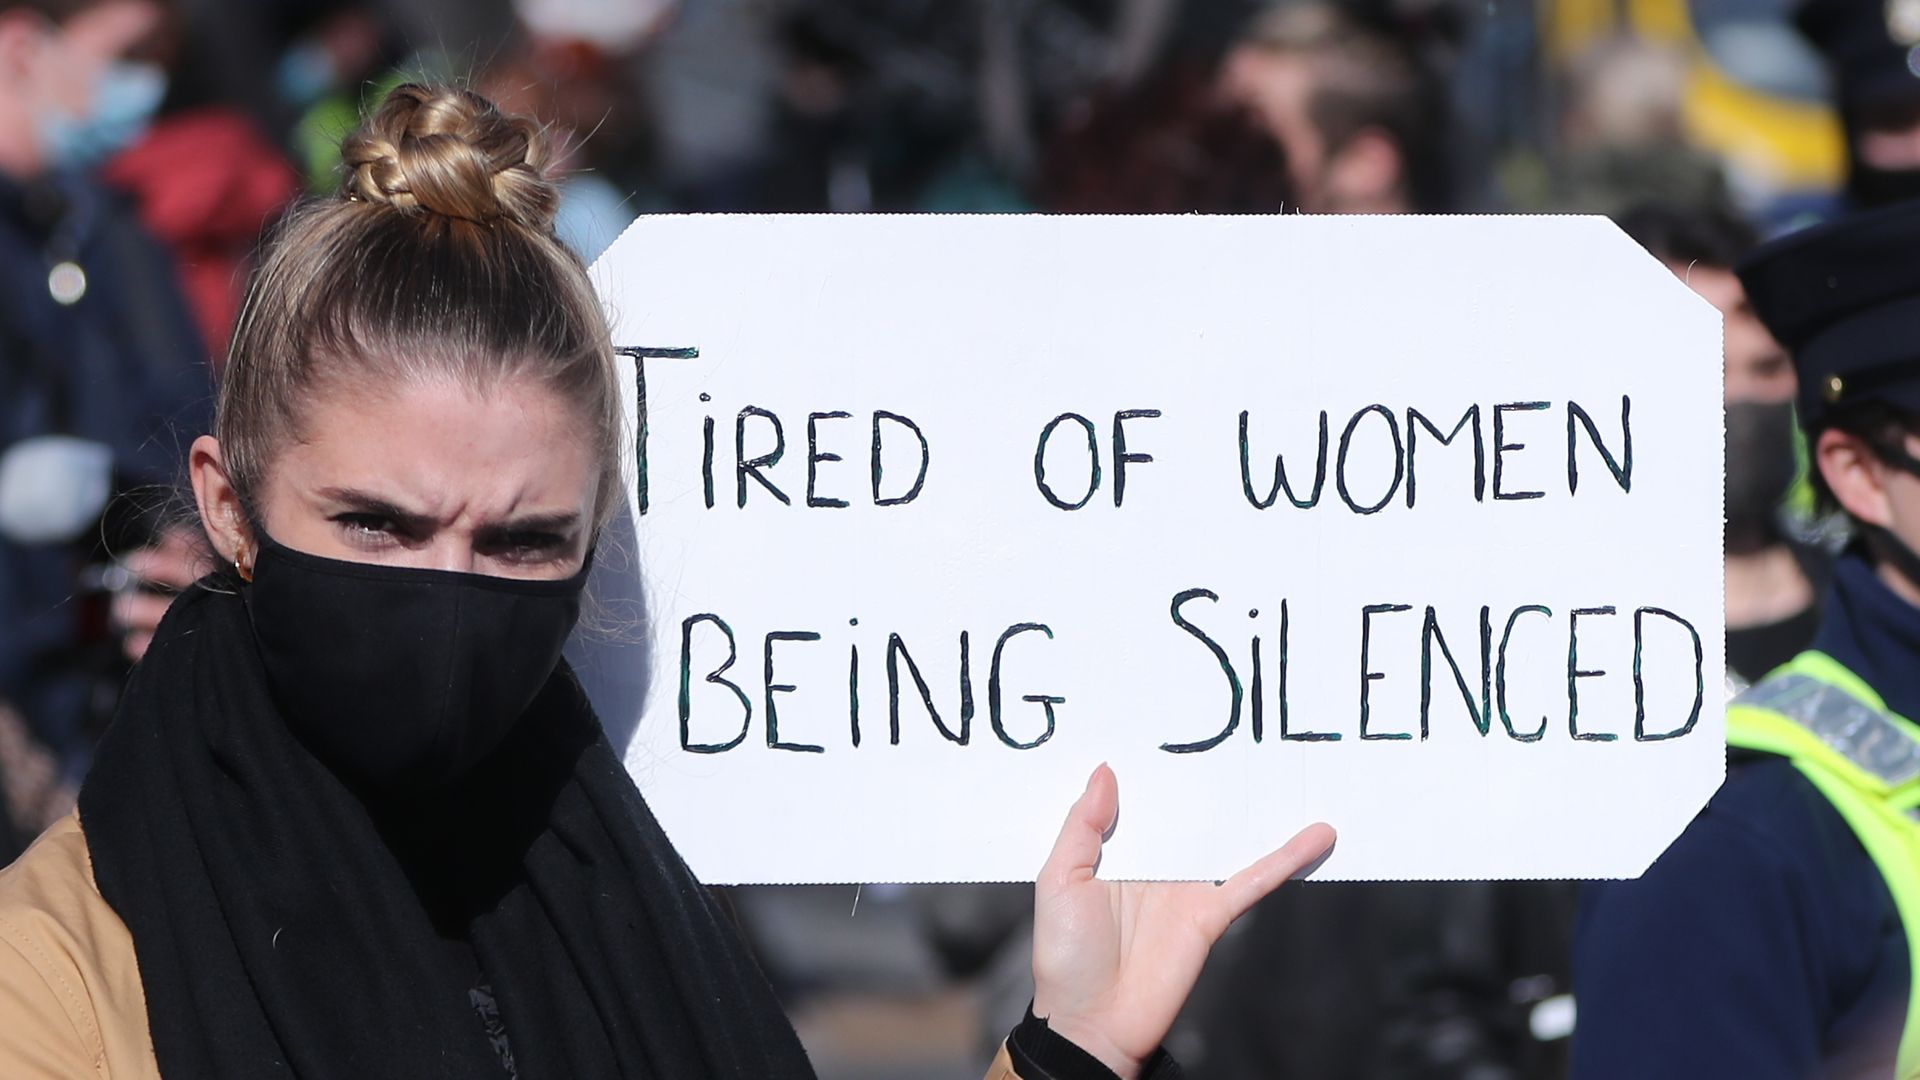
1573;197;1920;1077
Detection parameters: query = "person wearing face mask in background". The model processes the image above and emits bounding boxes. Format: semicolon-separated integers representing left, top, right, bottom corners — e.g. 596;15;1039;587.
1617;202;1832;688
0;0;211;861
1796;0;1920;210
95;0;297;363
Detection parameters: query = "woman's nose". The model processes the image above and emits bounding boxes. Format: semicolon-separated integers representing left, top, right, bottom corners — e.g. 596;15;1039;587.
425;539;480;575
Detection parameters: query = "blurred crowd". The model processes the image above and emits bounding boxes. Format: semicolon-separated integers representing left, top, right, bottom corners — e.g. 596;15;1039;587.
0;0;1901;1076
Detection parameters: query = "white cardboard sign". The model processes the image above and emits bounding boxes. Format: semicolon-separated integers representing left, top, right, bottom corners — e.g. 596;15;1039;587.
572;214;1726;883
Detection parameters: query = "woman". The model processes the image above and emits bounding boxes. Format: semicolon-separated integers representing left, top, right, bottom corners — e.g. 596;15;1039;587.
0;85;1334;1079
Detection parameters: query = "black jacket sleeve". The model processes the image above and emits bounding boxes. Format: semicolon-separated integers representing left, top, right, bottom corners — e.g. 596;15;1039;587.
1007;1006;1182;1080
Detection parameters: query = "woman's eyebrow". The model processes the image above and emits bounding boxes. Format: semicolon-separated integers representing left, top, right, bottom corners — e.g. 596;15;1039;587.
316;488;580;534
478;511;581;534
314;487;436;530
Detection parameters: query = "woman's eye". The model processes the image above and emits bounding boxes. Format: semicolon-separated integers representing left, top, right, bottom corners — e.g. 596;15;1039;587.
334;513;398;542
489;531;567;562
509;532;563;553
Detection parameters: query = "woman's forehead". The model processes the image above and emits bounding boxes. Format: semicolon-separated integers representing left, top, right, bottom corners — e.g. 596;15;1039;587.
275;377;597;517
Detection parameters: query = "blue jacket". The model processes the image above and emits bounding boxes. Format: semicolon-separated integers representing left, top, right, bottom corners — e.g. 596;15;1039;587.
1573;549;1912;1079
0;169;209;780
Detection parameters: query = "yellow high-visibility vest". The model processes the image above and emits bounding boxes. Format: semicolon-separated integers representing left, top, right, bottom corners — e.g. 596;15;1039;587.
1728;650;1920;1077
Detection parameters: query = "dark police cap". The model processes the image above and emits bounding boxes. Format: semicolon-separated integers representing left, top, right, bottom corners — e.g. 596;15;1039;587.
1737;197;1920;427
1796;0;1920;110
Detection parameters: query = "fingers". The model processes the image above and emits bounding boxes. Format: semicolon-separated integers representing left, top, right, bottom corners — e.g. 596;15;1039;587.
110;590;171;632
1212;822;1336;925
1038;763;1119;888
123;531;206;589
119;549;175;589
112;530;207;664
112;591;173;662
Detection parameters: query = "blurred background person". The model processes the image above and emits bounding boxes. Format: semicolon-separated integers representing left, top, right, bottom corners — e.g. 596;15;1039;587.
0;0;212;860
1796;0;1920;209
1619;201;1829;687
1549;35;1733;213
1040;63;1291;213
1220;0;1458;212
1523;0;1839;224
97;2;299;361
277;2;406;190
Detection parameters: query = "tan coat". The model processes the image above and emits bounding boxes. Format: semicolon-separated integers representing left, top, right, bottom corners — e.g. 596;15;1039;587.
0;812;1030;1080
0;814;155;1079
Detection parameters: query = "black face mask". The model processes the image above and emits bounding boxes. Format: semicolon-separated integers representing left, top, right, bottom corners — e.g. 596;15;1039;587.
241;532;591;792
1725;400;1798;551
1848;159;1920;208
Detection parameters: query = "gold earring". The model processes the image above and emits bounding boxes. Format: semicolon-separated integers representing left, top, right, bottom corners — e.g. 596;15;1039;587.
235;543;254;583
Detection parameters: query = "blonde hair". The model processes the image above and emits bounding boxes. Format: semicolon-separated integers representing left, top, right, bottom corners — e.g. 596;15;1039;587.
218;84;622;529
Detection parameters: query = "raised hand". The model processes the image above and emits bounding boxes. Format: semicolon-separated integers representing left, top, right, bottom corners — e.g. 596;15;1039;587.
1030;764;1335;1078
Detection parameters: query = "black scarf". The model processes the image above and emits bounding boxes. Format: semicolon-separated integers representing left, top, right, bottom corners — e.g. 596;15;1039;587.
78;581;816;1079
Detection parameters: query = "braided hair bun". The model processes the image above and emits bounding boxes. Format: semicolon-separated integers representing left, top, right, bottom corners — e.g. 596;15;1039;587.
340;84;560;231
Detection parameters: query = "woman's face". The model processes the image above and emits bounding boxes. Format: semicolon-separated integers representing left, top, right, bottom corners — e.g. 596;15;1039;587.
193;376;599;581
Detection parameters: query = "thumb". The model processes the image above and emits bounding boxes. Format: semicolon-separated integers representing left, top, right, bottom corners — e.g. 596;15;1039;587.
1039;763;1119;888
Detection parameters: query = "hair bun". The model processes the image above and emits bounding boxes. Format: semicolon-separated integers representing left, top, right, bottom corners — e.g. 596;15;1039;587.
340;84;560;232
